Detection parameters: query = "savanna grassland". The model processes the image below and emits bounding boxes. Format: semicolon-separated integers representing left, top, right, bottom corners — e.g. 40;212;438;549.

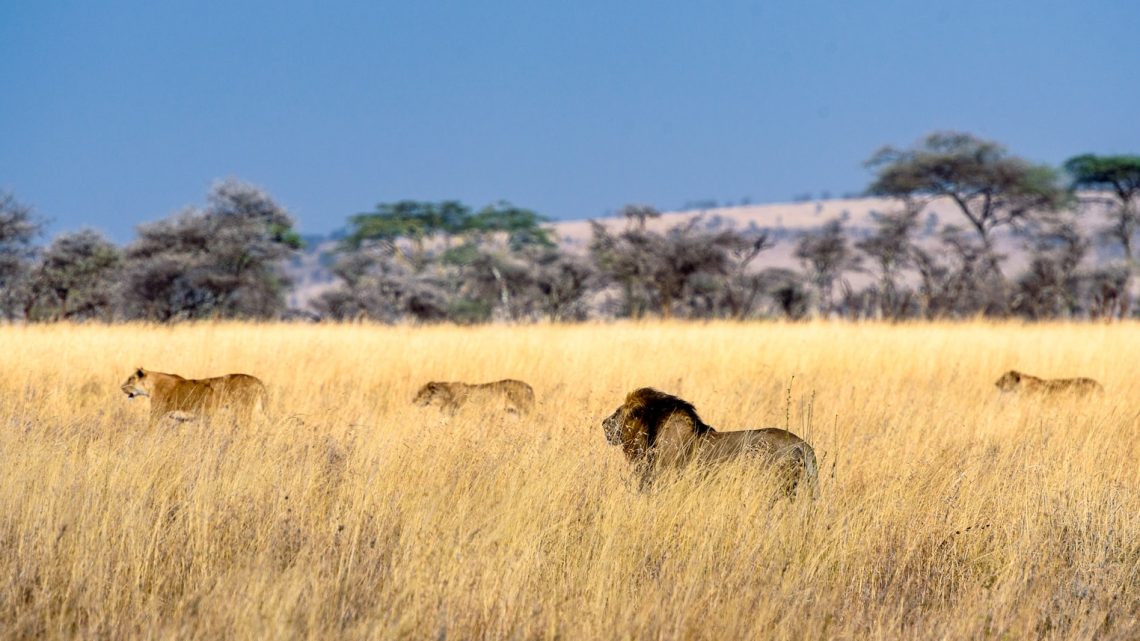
0;322;1138;640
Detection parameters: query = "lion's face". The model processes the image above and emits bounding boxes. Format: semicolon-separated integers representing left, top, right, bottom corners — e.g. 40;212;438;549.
602;405;628;446
121;368;150;399
413;382;449;408
994;370;1021;392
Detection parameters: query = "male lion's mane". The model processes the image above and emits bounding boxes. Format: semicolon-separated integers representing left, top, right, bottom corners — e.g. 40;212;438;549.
615;387;711;457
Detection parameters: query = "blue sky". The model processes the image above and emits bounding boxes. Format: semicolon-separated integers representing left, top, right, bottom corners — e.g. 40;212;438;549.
2;0;1138;241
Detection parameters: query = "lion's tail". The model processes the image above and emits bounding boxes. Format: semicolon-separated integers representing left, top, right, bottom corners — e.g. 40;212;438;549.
801;444;820;500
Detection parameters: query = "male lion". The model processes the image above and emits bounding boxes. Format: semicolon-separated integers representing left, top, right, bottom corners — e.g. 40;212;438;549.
120;367;268;427
994;370;1103;397
602;387;819;496
413;379;535;415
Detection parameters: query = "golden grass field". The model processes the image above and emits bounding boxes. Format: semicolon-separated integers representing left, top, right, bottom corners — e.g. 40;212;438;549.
1;321;1137;640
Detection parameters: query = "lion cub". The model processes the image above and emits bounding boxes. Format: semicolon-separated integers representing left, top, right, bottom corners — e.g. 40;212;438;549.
120;367;268;427
413;379;535;415
994;370;1103;397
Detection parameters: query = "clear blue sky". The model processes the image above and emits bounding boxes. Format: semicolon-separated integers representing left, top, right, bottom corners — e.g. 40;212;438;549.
2;0;1138;241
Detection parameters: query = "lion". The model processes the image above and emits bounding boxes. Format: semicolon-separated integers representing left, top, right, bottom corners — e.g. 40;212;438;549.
120;367;268;427
994;370;1103;397
412;379;535;415
602;387;819;496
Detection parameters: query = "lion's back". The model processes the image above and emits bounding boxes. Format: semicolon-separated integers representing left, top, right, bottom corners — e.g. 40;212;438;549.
165;374;266;412
702;428;812;463
210;374;268;408
212;373;266;394
1041;377;1103;395
1020;375;1103;396
480;379;535;410
448;379;535;413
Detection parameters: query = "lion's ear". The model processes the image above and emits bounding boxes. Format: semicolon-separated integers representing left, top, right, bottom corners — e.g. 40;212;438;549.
136;367;146;378
1011;371;1021;381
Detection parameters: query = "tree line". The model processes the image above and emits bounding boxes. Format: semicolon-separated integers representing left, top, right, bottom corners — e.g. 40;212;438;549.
2;132;1138;323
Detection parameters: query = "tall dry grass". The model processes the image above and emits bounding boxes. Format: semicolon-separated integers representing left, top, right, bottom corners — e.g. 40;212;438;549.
0;321;1137;640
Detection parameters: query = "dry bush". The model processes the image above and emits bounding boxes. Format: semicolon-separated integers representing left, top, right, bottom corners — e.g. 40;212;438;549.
0;321;1137;640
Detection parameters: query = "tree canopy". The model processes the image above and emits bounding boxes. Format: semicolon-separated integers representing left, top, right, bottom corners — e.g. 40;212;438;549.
1064;154;1140;202
867;131;1066;246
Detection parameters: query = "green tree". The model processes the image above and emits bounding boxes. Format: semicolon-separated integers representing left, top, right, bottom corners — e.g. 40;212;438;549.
335;200;557;322
1064;154;1140;317
1066;154;1140;258
466;202;554;250
867;131;1066;274
346;200;471;272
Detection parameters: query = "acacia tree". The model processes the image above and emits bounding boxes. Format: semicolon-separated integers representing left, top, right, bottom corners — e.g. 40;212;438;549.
525;249;595;321
1012;221;1089;320
28;229;122;321
1087;265;1131;320
205;180;303;315
1064;154;1140;317
315;251;450;322
588;219;659;319
652;220;739;319
718;232;774;319
1065;154;1140;258
590;207;756;319
586;204;672;318
759;267;811;320
794;219;861;317
329;200;558;323
346;200;471;272
867;132;1066;276
0;191;43;319
120;179;301;321
856;208;920;319
441;202;558;322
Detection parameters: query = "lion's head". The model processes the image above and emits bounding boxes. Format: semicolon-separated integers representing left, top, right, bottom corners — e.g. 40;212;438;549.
995;370;1022;392
412;382;452;408
601;387;710;461
121;368;151;399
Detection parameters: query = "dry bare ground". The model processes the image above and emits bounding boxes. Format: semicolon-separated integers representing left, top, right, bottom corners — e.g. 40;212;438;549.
0;322;1137;640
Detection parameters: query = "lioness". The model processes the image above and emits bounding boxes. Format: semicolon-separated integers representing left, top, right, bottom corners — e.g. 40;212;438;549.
994;370;1103;396
413;379;535;415
602;387;819;496
120;368;268;427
